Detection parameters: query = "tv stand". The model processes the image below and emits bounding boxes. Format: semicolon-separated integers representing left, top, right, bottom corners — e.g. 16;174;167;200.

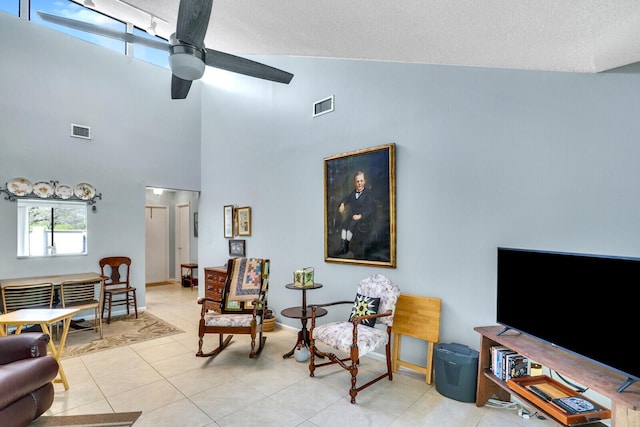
475;325;640;427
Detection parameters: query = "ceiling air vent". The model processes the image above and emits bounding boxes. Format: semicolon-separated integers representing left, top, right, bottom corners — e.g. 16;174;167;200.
71;123;91;140
313;95;334;117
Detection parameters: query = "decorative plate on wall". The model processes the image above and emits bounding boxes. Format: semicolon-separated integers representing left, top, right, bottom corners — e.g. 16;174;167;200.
6;177;33;196
33;181;54;198
55;184;73;199
74;183;96;200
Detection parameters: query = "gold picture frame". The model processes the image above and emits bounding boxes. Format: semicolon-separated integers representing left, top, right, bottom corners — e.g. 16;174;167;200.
324;143;396;267
223;205;235;238
237;206;252;236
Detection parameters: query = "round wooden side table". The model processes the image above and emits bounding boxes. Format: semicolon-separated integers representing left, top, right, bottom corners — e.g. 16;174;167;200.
281;283;326;359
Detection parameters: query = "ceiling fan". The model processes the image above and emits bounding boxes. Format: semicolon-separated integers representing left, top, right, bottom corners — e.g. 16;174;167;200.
38;0;293;99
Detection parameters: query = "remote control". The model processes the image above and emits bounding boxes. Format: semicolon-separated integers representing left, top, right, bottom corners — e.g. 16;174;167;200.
529;385;553;401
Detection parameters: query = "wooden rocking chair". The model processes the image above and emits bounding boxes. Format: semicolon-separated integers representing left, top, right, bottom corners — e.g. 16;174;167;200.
196;257;270;359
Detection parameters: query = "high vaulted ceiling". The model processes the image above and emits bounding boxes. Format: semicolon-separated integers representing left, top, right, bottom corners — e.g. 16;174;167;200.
79;0;640;73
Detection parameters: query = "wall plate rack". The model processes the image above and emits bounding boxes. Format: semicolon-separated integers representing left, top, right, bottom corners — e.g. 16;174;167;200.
1;178;102;205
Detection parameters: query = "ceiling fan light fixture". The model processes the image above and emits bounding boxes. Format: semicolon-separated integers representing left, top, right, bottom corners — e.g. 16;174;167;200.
169;44;206;80
38;2;293;100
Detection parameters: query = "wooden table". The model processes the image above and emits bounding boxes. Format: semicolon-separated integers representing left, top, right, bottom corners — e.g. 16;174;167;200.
281;283;327;359
391;294;441;384
0;271;104;313
0;308;81;390
0;272;104;289
0;271;105;345
475;325;639;427
180;263;198;290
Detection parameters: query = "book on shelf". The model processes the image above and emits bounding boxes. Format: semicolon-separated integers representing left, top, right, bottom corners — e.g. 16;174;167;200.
489;345;530;380
505;352;529;381
500;349;517;380
490;346;515;380
490;345;509;377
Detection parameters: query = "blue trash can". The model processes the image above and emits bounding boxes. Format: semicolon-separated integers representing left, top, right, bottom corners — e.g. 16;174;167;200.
434;342;479;403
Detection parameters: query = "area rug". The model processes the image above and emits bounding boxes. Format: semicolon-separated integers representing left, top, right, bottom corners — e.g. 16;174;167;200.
62;312;183;359
30;411;142;426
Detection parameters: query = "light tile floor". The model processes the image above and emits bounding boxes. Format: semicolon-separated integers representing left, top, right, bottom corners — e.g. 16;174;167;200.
42;284;557;427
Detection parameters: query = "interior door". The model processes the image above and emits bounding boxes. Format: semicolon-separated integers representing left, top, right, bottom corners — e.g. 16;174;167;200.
176;203;190;278
145;205;169;284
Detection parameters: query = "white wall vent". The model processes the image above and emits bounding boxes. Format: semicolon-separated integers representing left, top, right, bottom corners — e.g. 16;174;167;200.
71;123;91;140
313;95;334;117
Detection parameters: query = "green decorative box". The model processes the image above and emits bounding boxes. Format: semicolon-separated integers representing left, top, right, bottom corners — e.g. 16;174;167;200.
294;267;314;287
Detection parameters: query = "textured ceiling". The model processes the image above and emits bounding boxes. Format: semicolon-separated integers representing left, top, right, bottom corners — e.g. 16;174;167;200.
81;0;640;73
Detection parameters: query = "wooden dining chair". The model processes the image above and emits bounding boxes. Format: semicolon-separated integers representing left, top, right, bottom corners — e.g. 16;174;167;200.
99;256;138;324
1;282;55;313
0;282;55;334
59;278;103;338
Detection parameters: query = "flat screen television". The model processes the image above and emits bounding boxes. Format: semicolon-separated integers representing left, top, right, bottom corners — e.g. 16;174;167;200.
496;247;639;392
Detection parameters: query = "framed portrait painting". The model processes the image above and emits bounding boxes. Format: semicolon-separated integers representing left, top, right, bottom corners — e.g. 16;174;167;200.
324;143;396;267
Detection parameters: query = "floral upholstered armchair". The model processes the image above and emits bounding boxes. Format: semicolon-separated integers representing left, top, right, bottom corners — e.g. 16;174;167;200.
308;274;400;403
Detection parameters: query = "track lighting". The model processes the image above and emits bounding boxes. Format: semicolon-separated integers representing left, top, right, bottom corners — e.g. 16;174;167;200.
146;16;157;36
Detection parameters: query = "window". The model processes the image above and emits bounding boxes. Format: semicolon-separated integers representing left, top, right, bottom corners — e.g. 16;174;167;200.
26;0;169;70
0;1;18;16
31;0;126;56
132;27;170;69
17;199;87;257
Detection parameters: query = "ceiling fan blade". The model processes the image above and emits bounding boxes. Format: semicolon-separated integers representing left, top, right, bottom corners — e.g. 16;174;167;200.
175;0;213;49
205;49;294;84
171;74;193;100
37;11;170;52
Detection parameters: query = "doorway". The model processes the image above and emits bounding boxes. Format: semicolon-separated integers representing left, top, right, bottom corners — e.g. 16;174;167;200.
145;188;200;286
176;203;191;282
145;205;169;284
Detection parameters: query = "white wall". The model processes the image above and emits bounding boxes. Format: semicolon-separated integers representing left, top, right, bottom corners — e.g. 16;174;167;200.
199;56;640;366
0;13;201;310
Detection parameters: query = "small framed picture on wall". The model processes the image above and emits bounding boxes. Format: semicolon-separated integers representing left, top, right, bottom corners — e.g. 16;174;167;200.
223;205;234;238
229;239;246;257
237;206;252;236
